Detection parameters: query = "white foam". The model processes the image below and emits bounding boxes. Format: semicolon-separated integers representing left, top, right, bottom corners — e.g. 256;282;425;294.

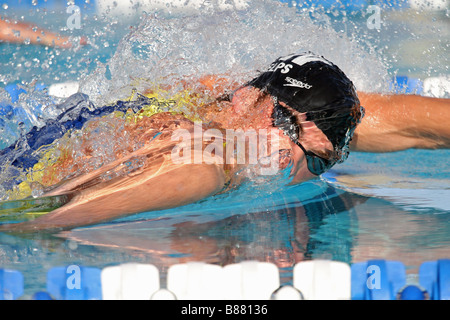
96;0;250;19
423;76;450;98
48;81;80;98
79;0;389;105
409;0;448;10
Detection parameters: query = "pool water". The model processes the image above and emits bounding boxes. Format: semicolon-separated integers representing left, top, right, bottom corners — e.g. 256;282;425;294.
0;0;449;298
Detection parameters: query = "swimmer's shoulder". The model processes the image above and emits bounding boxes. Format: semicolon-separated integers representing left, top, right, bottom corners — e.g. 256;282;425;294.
143;74;240;98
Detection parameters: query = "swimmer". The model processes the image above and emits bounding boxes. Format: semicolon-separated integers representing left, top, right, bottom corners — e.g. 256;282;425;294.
0;52;449;232
0;17;87;48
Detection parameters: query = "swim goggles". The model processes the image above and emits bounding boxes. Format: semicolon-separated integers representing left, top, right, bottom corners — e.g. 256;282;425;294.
272;101;337;176
291;138;336;176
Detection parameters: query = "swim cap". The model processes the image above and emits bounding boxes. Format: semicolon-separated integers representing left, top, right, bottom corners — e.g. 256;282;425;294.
248;52;363;162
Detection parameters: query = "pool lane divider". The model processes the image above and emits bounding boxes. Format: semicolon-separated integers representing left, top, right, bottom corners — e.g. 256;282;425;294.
1;259;449;300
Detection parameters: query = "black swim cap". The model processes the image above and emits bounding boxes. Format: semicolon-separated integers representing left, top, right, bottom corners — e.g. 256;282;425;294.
248;52;363;162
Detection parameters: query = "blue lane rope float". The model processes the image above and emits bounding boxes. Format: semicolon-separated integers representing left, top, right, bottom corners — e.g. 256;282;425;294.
350;259;407;300
0;268;24;300
46;265;102;300
419;259;450;300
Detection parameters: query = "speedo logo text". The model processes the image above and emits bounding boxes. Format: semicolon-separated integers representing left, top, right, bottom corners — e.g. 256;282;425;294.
284;77;312;89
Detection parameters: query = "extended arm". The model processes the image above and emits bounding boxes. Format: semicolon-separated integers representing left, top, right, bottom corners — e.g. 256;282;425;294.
0;161;225;232
0;119;227;232
0;18;86;48
351;92;450;152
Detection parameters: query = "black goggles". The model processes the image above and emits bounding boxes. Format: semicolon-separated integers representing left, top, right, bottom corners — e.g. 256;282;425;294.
292;139;336;176
271;100;336;176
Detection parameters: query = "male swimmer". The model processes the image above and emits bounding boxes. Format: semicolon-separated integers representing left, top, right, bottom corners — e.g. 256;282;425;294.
0;52;449;232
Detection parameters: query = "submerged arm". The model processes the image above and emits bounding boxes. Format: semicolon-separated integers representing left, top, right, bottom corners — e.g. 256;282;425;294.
351;92;450;152
1;162;225;232
0;123;227;232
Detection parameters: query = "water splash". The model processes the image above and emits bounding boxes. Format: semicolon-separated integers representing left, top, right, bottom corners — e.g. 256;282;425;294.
1;1;391;144
80;0;389;105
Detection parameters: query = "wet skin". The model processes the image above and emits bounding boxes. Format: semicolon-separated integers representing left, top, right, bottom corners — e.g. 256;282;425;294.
0;81;449;232
0;86;328;232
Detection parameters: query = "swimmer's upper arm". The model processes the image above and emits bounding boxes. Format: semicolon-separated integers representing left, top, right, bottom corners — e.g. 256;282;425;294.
351;92;450;152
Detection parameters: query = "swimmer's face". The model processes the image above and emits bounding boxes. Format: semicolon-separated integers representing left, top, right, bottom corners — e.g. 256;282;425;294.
231;86;335;183
286;111;335;184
